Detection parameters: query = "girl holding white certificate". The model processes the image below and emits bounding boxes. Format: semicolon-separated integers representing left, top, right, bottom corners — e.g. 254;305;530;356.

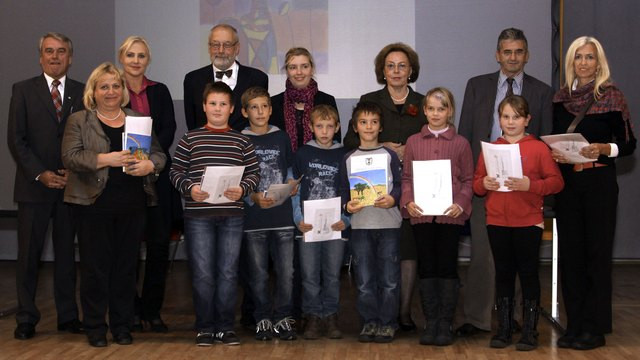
400;87;474;346
473;95;564;351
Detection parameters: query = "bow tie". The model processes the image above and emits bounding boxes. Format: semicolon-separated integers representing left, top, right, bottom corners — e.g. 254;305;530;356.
215;69;233;79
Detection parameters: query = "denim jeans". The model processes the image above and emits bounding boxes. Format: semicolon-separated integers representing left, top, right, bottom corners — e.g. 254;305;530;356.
299;238;345;317
184;215;243;332
350;228;400;327
245;229;294;322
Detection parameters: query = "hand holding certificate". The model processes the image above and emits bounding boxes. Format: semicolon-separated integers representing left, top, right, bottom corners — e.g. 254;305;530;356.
302;197;343;242
260;176;303;209
348;154;388;207
480;142;523;192
540;133;592;164
199;166;245;204
412;160;453;215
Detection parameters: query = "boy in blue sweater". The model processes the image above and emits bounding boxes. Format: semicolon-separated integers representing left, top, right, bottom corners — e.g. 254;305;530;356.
240;87;297;341
340;101;402;343
292;104;349;340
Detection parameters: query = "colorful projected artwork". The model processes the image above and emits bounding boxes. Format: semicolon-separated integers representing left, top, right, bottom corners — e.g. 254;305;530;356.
200;0;328;74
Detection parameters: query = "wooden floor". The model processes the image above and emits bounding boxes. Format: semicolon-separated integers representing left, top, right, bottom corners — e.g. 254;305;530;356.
1;261;639;360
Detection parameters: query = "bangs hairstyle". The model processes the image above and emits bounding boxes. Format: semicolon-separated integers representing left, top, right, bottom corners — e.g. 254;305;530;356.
241;86;271;109
282;47;315;73
310;104;339;126
498;95;530;118
83;62;129;110
202;81;234;104
424;87;456;125
118;35;151;64
564;36;611;99
374;42;420;84
39;32;73;56
350;101;384;130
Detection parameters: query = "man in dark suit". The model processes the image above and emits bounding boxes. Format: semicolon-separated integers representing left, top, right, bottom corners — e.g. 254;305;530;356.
456;28;553;337
184;23;268;131
7;32;85;340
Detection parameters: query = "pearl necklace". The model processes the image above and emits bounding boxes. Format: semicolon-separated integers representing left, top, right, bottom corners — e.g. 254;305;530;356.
390;88;409;103
96;108;122;121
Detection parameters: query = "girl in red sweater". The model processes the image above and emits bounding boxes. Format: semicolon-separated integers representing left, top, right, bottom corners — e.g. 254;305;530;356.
473;95;563;351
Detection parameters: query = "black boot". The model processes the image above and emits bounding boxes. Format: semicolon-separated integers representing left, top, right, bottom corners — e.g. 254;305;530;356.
418;278;439;345
516;299;539;351
435;278;459;346
489;297;513;348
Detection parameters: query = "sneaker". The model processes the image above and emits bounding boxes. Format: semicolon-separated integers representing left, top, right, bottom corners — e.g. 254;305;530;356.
303;315;322;340
255;319;273;341
195;332;215;346
358;323;378;343
273;317;297;340
325;313;342;339
215;331;240;346
374;325;395;343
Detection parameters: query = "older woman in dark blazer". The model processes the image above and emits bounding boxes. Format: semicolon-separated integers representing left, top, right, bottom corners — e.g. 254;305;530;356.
343;43;426;331
62;62;165;347
118;35;180;333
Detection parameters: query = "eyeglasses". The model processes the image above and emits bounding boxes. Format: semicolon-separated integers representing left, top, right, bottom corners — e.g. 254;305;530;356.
208;41;238;50
385;63;409;72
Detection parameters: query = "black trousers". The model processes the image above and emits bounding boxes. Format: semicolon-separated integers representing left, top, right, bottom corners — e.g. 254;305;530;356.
556;166;617;335
487;225;542;301
413;221;461;279
75;207;144;336
16;200;78;325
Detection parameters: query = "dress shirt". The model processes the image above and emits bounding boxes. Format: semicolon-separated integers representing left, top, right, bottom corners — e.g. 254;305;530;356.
44;73;66;104
213;61;239;90
490;71;524;141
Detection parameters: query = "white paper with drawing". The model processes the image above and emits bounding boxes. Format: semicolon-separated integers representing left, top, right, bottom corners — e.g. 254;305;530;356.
200;166;245;204
262;176;302;208
412;160;453;215
480;142;523;192
540;133;592;164
303;197;341;242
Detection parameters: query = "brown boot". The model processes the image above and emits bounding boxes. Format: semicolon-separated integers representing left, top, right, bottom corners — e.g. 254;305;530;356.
303;315;321;340
325;313;342;339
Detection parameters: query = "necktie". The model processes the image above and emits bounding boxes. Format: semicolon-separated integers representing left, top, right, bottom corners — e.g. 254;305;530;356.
51;79;62;122
506;77;514;97
215;69;233;79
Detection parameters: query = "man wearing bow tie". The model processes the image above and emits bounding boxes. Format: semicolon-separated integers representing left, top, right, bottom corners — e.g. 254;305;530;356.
184;23;268;131
7;32;85;340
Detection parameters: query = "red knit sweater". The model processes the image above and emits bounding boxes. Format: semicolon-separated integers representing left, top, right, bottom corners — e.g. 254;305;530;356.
473;135;564;227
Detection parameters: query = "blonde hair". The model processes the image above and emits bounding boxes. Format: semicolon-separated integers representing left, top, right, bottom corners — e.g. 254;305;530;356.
282;47;315;72
424;87;456;125
83;62;130;110
118;35;151;64
564;36;611;99
310;104;339;126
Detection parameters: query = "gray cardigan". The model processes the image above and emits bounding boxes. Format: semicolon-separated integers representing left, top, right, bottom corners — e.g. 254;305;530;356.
61;108;166;206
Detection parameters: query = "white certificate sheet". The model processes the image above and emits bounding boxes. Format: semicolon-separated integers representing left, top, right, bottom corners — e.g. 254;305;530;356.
303;197;341;242
540;133;592;164
200;166;245;204
481;142;523;192
412;160;453;216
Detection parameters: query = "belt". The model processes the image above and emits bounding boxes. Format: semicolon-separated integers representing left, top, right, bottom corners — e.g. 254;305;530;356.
573;162;607;172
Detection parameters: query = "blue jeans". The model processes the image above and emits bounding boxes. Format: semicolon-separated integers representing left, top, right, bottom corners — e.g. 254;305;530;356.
184;216;243;332
245;229;294;322
299;238;345;317
350;228;400;327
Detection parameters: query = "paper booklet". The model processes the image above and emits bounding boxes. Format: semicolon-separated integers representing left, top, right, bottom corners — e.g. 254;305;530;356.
123;116;153;160
200;166;245;204
348;153;388;207
540;133;592;164
261;176;303;209
303;197;342;242
480;142;523;192
412;159;453;215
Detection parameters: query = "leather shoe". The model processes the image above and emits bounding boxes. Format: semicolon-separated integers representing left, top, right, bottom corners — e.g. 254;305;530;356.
57;319;85;334
557;333;576;348
132;315;143;332
147;317;168;333
572;332;605;350
455;323;488;337
113;332;133;345
14;323;35;340
87;334;108;347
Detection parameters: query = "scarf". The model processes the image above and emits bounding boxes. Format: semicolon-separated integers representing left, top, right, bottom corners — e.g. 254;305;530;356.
553;82;631;122
284;78;318;152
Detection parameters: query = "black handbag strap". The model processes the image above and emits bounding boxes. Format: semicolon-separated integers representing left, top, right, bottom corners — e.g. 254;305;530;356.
566;96;595;133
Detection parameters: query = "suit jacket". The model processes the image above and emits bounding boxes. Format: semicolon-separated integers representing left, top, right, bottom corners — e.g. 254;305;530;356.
458;71;553;162
270;90;341;144
7;74;85;203
343;86;427;150
183;61;268;131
